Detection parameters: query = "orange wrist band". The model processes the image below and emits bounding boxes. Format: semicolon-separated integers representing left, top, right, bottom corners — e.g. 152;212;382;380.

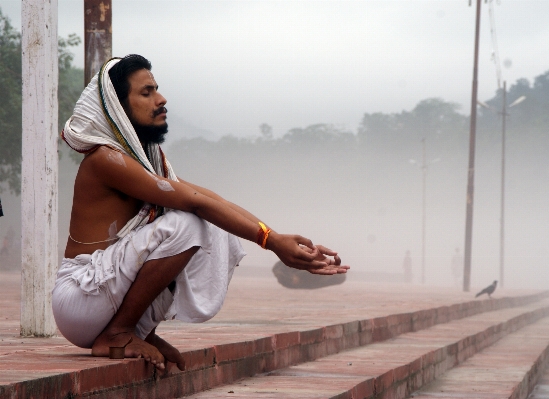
257;222;271;249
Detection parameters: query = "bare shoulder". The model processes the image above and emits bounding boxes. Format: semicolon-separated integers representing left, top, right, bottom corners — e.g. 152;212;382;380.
73;148;144;209
82;146;130;172
76;146;194;210
78;146;147;186
74;147;126;196
73;146;141;204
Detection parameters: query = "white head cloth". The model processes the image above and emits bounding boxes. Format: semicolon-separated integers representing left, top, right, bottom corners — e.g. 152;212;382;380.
62;58;177;238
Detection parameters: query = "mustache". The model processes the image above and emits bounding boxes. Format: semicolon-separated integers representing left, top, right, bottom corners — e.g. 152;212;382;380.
153;107;168;117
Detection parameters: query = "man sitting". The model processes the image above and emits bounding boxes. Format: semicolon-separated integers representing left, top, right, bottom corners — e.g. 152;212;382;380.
52;54;348;371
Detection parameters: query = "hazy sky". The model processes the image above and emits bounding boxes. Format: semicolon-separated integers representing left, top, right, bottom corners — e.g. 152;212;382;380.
3;0;549;139
2;1;548;288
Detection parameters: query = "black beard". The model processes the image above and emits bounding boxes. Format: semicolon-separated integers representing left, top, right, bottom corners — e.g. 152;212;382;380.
124;104;169;146
133;121;168;146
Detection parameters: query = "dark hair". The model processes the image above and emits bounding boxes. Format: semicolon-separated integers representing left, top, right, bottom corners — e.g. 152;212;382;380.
108;54;152;108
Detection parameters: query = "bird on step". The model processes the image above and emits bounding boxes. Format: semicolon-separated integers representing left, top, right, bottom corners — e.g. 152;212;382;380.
475;280;498;298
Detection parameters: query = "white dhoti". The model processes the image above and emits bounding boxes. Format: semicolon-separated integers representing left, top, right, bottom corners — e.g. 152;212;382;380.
52;210;246;348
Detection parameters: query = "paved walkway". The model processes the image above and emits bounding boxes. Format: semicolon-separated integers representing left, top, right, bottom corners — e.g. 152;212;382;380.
0;268;547;398
184;298;549;398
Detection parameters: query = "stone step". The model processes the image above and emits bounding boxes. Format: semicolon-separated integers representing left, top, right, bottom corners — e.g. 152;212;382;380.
529;357;549;399
182;299;549;399
1;286;547;399
410;316;549;399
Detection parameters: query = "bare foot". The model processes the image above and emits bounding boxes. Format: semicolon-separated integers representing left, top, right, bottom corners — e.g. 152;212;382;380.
146;333;185;371
91;330;165;370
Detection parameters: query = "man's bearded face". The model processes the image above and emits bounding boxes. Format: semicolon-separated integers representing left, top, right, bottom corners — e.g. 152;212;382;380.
127;106;168;145
124;68;169;146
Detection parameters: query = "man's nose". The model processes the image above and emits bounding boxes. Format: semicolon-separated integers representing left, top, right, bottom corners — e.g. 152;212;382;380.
156;93;167;106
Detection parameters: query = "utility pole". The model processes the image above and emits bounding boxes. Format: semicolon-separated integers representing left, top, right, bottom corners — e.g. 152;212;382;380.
84;0;112;85
21;0;59;336
463;0;482;292
421;138;427;284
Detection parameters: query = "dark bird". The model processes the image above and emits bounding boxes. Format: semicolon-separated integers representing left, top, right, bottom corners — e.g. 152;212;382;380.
475;280;498;298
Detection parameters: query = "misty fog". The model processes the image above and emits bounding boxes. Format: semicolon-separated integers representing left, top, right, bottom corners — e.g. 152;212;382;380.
3;102;548;290
1;1;548;291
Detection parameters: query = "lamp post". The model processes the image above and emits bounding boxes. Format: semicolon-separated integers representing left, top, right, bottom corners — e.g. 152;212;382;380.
410;139;439;284
422;138;426;285
478;83;525;289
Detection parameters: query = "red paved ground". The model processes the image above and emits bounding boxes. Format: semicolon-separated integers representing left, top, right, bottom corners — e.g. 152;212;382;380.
0;268;546;398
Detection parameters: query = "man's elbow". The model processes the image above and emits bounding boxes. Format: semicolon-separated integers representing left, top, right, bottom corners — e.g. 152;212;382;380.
180;191;202;215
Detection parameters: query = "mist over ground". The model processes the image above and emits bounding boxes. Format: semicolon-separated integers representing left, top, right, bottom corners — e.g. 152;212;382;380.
0;1;548;290
6;90;548;291
161;100;548;289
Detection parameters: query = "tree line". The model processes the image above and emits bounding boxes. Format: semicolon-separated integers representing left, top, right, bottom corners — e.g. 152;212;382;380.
167;70;548;163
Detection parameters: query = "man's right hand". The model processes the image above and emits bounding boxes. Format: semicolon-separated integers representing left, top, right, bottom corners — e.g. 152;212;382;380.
266;232;350;275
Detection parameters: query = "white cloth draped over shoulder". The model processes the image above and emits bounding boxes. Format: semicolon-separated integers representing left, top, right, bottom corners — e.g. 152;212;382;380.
62;58;175;238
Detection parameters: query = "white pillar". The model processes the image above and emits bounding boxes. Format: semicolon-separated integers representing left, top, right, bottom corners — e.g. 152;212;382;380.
20;0;58;337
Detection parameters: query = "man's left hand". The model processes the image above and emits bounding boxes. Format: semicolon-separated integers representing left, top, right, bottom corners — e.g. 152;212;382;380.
302;244;350;275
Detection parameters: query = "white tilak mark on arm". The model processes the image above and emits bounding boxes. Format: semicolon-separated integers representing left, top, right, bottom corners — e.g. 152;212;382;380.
157;180;175;192
146;171;175;192
106;151;126;167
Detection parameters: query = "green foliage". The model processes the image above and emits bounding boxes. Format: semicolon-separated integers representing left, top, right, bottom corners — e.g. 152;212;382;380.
168;123;360;180
410;98;465;136
358;112;399;138
58;34;83;132
170;70;548;164
168;71;548;206
476;71;549;154
0;8;22;194
58;34;82;71
360;98;466;136
283;124;355;145
259;123;273;140
0;7;84;194
358;98;468;157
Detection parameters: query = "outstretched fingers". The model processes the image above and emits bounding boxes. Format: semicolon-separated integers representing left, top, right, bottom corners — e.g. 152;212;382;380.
270;233;349;274
316;245;342;266
307;262;350;275
315;245;336;256
292;235;318;255
284;254;330;270
289;254;348;275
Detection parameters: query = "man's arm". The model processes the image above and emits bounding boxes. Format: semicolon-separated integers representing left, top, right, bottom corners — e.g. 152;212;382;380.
177;177;262;225
89;147;348;274
177;177;347;273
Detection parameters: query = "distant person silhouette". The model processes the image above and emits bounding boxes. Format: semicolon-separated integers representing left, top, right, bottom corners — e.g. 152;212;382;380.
475;280;498;298
403;250;412;283
0;226;14;257
451;247;462;287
